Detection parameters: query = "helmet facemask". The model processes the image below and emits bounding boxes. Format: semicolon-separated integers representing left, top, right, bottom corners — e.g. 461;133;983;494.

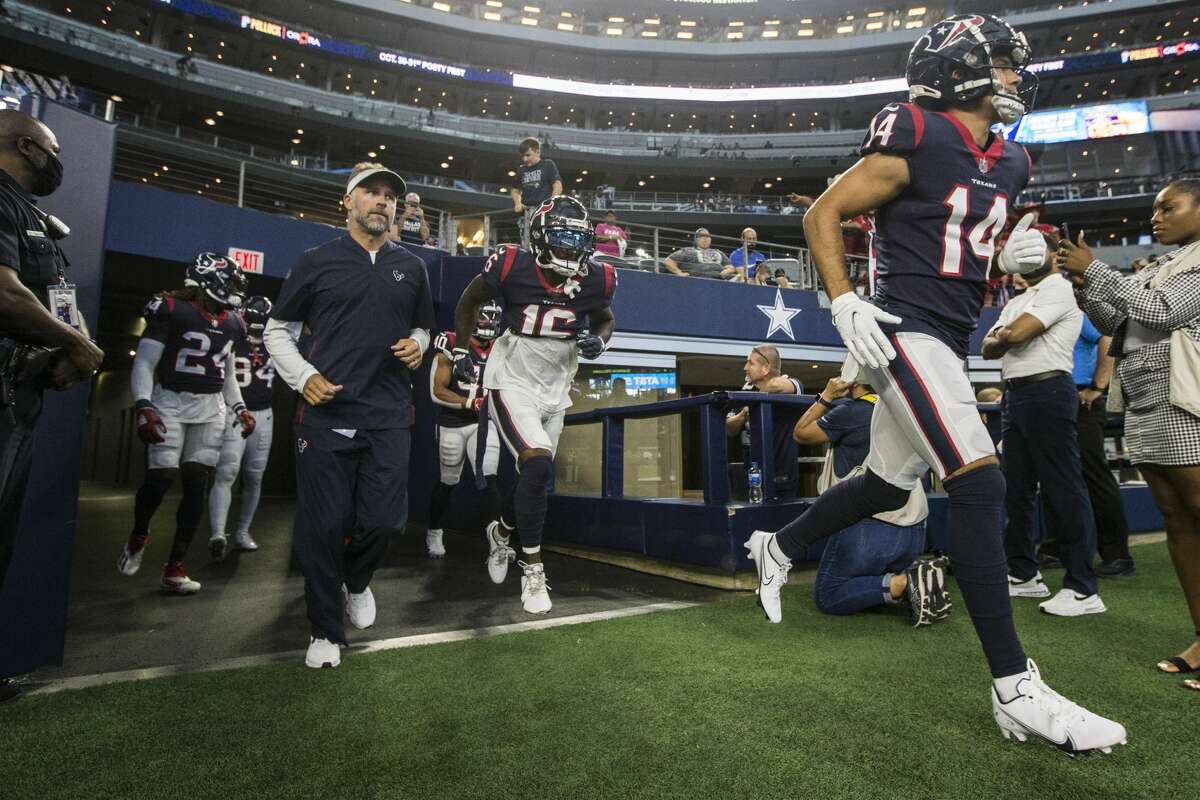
474;302;502;341
536;220;594;277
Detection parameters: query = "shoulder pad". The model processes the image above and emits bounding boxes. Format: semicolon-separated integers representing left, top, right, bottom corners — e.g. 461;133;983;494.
859;102;925;157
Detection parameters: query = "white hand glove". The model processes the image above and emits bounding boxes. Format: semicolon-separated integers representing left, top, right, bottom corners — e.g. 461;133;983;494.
997;213;1048;275
830;293;902;370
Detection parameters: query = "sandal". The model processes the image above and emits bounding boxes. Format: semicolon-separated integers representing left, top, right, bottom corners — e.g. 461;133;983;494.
1157;656;1200;674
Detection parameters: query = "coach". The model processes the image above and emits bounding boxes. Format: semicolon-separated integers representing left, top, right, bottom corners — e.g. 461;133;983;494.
982;228;1101;617
263;162;435;669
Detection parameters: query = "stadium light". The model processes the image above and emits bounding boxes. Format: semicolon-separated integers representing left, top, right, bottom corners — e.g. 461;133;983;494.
557;22;573;31
727;32;743;39
523;5;539;12
677;31;693;39
762;30;779;38
484;11;501;20
608;16;624;22
644;18;660;25
798;29;814;36
641;30;657;37
908;7;926;15
521;17;537;26
485;0;502;6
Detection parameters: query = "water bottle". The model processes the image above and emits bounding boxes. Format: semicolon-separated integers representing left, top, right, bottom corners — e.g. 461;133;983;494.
748;462;764;504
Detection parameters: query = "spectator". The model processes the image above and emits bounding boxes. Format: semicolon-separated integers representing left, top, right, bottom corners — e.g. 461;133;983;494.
511;137;562;248
1057;178;1200;688
390;192;429;246
664;228;736;279
982;227;1102;617
729;227;767;281
792;375;944;624
593;210;628;258
725;345;803;500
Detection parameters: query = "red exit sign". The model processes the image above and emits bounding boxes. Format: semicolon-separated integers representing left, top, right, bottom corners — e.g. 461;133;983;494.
227;247;265;274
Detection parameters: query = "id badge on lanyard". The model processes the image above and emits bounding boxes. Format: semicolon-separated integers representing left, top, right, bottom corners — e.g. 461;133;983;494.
48;277;82;330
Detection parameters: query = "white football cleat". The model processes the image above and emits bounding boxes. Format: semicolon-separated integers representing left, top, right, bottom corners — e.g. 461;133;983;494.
485;521;515;584
232;531;259;551
426;528;446;558
992;660;1127;757
519;561;552;615
745;530;790;624
1039;589;1106;617
305;637;341;669
208;533;228;562
117;535;147;577
344;585;376;629
1008;572;1051;598
160;562;201;595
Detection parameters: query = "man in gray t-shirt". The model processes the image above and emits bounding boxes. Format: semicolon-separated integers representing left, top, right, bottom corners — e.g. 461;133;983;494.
664;228;735;279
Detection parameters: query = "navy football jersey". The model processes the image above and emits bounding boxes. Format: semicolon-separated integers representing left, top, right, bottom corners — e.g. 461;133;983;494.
859;102;1031;356
432;331;492;428
480;244;617;338
232;337;275;412
142;296;245;394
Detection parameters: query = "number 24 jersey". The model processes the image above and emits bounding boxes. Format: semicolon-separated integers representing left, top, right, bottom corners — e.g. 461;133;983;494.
142;295;246;395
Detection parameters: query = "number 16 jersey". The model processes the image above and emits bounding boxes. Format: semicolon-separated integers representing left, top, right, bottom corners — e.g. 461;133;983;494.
479;244;617;412
860;102;1031;357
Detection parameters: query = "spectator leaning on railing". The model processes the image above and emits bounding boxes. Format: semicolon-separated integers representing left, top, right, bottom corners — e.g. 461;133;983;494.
730;227;767;281
593;210;627;258
511;137;561;248
1057;178;1200;690
664;228;736;279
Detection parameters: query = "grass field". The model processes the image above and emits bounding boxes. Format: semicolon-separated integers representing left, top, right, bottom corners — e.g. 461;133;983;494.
7;542;1196;800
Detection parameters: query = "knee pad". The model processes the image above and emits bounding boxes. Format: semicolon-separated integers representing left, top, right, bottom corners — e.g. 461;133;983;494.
863;468;911;513
519;455;553;493
240;467;266;486
214;461;240;486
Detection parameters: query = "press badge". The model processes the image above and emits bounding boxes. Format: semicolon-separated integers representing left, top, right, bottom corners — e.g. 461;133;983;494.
48;283;82;330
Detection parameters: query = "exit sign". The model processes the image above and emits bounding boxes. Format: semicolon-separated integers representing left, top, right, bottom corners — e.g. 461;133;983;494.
227;247;265;274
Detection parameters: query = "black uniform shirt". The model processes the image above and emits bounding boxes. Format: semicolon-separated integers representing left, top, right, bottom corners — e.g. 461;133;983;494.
515;158;561;207
0;168;67;311
271;235;436;430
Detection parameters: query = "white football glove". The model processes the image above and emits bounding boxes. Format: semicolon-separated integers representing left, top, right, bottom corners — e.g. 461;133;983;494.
997;213;1048;275
829;293;902;370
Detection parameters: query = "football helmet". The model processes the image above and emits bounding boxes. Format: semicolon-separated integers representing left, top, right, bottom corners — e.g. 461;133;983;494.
474;301;502;341
528;196;594;277
906;14;1037;124
242;295;273;340
185;252;247;308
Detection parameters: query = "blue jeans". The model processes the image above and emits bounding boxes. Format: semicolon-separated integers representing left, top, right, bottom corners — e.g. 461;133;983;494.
813;519;927;615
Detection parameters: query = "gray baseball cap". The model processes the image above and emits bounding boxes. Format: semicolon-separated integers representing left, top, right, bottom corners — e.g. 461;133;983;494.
345;167;406;197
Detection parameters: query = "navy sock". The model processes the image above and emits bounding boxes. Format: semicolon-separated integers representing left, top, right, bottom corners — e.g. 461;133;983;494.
169;464;210;563
133;472;174;536
775;469;909;559
943;465;1027;679
428;482;455;530
514;455;552;549
481;476;502;529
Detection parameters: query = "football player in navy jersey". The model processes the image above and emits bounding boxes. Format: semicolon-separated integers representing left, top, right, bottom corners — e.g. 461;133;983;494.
453;196;616;613
208;295;276;558
745;15;1126;755
425;301;503;558
119;252;255;594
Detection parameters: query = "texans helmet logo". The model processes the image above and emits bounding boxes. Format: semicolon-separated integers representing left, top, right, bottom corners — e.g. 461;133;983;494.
925;15;984;53
297;438;308;454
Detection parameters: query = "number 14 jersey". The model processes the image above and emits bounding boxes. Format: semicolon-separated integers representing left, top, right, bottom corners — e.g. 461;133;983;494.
860;102;1031;357
479;244;617;411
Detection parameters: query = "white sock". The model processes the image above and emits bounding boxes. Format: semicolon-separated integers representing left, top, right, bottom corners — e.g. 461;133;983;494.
767;534;790;565
521;545;541;556
993;668;1032;702
428;528;443;535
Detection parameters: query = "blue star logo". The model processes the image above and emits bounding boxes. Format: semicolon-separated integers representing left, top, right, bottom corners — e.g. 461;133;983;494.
756;289;801;340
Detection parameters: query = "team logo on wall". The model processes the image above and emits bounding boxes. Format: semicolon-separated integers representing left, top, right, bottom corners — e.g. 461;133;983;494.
756;288;801;341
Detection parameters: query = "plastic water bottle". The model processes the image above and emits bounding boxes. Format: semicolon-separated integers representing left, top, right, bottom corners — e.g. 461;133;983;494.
748;462;764;504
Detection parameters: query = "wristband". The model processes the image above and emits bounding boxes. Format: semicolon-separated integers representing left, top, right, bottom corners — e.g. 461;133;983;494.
817;397;833;409
232;402;247;415
135;399;154;410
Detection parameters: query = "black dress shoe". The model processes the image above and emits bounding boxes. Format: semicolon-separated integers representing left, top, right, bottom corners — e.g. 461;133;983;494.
1096;558;1136;578
1036;551;1062;569
0;678;21;704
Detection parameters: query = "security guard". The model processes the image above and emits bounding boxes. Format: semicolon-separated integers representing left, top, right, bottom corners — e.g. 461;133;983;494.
263;162;435;670
0;110;104;701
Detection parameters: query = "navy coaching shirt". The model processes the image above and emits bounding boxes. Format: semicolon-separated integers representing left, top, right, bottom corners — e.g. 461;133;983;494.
271;235;436;429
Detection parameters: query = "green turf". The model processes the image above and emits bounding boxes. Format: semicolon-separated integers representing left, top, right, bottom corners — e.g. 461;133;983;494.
6;541;1196;800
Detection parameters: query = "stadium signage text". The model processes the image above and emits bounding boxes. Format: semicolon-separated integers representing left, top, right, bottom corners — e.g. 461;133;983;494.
240;15;323;48
227;247;265;274
378;52;467;78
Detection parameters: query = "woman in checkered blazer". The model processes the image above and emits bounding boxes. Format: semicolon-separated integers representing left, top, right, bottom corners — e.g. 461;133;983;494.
1058;178;1200;691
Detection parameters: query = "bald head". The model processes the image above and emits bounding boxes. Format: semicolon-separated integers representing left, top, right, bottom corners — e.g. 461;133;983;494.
741;227;758;245
0;110;60;194
752;345;780;373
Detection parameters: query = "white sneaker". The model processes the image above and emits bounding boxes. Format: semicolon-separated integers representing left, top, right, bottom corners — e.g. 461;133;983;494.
344;585;376;629
992;660;1127;756
305;637;341;669
117;535;147;576
426;528;446;558
160;562;201;595
485;521;515;584
233;531;258;551
208;533;228;561
745;530;790;624
519;561;552;614
1008;572;1051;598
1039;589;1106;617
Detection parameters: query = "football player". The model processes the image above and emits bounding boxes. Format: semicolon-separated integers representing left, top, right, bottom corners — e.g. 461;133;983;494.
745;15;1127;755
453;196;616;613
208;295;276;558
425;301;503;558
118;252;254;594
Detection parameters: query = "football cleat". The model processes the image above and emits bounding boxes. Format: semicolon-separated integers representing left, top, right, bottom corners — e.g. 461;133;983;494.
305;637;341;669
117;533;148;576
344;585;376;630
993;660;1127;756
208;533;228;562
160;561;201;594
426;528;446;559
1008;572;1051;598
904;556;953;627
1039;589;1106;617
519;561;552;615
745;530;790;624
232;531;259;551
485;521;515;584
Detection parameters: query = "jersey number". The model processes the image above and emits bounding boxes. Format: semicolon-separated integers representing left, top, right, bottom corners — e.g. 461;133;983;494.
234;356;275;389
175;332;232;376
939;185;1009;276
867;112;898;148
519;305;576;338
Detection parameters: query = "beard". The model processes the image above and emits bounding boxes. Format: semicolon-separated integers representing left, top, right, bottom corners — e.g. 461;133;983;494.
355;210;390;235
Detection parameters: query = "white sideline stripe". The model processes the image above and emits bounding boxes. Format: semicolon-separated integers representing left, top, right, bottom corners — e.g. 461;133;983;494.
30;601;696;695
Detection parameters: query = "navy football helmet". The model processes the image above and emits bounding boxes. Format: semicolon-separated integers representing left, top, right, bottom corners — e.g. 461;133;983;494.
241;295;272;340
528;195;594;277
474;301;502;341
185;252;247;308
906;14;1037;124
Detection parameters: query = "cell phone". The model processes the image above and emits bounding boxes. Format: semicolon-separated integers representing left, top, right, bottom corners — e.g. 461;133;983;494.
1060;222;1071;242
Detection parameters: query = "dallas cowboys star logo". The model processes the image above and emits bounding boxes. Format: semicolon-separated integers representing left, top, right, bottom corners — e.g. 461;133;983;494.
756;289;801;340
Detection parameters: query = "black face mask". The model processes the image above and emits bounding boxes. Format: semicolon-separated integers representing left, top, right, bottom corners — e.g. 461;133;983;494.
20;138;64;196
